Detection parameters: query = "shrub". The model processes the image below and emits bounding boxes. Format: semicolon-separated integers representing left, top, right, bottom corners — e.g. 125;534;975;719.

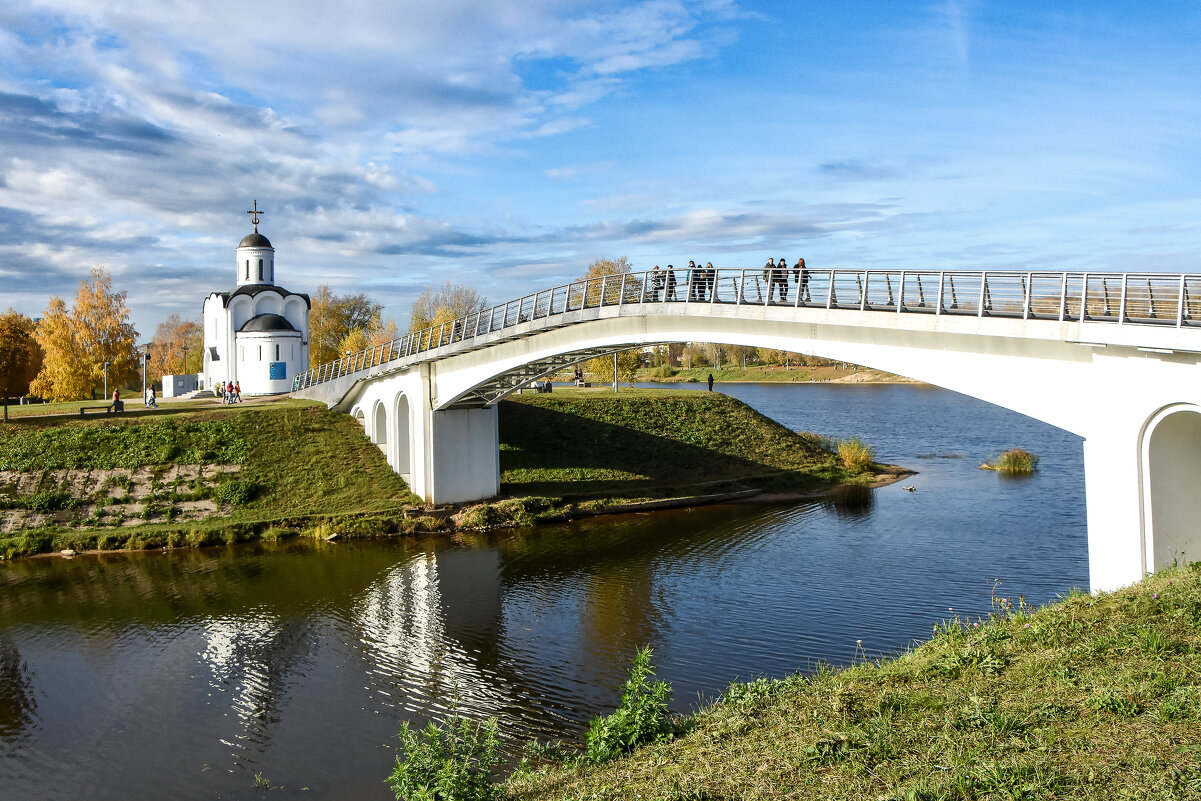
584;646;674;764
653;364;675;379
986;447;1040;475
836;437;875;472
25;491;75;513
388;713;502;801
214;477;259;506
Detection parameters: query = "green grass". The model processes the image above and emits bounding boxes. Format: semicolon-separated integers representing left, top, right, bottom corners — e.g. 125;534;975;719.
0;390;896;557
0;399;426;558
498;390;893;500
507;564;1201;800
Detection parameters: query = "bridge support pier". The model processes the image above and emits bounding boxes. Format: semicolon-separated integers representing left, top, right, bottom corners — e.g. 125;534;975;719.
422;406;500;506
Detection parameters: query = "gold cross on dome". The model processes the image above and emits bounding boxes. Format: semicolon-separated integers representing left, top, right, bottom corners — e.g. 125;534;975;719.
246;200;265;231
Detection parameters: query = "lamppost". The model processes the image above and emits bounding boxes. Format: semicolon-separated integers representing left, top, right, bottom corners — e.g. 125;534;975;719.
141;350;151;405
103;361;110;400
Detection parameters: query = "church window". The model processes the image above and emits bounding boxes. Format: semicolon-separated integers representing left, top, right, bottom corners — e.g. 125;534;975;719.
258;259;263;281
275;344;280;360
258;345;262;361
245;260;250;280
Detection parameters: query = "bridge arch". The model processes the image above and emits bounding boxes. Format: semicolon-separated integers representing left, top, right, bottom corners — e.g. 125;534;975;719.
393;392;412;481
1140;403;1201;572
371;400;388;452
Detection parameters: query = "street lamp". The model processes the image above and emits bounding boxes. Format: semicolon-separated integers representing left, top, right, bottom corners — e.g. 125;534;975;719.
141;350;151;405
103;361;110;399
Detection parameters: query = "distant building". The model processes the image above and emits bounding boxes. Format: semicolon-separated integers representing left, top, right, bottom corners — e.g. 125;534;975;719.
202;203;310;395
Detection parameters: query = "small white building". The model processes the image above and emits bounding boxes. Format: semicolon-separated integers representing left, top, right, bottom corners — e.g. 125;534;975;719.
202;207;310;396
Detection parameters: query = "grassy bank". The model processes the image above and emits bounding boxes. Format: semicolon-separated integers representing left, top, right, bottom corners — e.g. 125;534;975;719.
0;391;899;558
507;564;1201;800
0;399;429;559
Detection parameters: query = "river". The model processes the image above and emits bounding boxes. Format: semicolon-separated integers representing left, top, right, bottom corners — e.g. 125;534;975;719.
0;383;1086;800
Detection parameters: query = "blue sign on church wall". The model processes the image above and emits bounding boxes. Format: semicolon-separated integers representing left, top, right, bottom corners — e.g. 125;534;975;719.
269;362;287;380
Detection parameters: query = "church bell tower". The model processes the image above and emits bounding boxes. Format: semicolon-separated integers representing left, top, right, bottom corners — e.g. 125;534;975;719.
235;199;275;286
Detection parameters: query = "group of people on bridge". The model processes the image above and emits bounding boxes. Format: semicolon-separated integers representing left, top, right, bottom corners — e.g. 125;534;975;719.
645;257;810;304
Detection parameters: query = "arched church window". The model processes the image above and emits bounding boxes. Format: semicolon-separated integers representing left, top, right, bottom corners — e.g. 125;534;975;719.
258;259;263;281
245;260;250;280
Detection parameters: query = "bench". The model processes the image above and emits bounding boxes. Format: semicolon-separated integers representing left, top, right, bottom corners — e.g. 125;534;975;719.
80;401;123;416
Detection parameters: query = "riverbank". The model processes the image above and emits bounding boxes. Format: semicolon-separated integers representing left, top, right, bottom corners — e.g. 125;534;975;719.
0;391;907;559
507;563;1201;800
630;365;922;384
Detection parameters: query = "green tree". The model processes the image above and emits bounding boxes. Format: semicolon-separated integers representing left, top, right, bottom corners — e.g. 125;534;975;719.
0;309;43;421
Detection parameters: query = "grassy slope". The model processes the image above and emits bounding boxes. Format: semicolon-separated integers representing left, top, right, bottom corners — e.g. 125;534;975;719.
498;389;884;500
0;399;421;557
507;565;1201;800
0;391;892;556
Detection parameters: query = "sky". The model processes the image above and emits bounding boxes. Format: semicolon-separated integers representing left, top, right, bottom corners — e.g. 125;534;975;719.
1;0;1199;338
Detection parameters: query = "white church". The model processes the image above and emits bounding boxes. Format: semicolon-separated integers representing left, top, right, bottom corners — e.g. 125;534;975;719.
202;203;310;395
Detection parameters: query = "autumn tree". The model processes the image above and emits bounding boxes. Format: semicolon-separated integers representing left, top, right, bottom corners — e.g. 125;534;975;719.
409;281;487;331
148;314;202;382
29;297;92;402
309;286;384;367
575;258;642;386
29;268;140;402
0;309;43;421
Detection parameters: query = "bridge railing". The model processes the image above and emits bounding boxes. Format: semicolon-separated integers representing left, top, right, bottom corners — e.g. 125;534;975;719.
292;269;1201;392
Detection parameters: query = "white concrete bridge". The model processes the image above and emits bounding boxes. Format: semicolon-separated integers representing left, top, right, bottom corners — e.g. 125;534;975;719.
293;267;1201;593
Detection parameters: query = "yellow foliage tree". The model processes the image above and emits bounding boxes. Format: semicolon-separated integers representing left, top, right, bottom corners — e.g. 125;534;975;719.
409;281;487;331
148;314;202;382
29;268;140;402
309;285;385;368
30;297;93;402
0;309;43;420
577;258;641;385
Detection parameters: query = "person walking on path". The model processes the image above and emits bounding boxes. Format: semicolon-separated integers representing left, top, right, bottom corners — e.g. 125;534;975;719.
107;388;122;413
707;372;714;391
145;386;156;409
233;381;242;403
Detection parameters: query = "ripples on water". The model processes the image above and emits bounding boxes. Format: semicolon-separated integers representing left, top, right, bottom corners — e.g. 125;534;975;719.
0;384;1087;800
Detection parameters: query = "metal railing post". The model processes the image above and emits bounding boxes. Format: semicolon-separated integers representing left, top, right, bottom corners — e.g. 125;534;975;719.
826;270;835;309
859;272;868;311
1022;272;1032;319
1059;274;1068;321
978;272;987;317
1178;274;1187;328
897;272;905;313
935;272;944;315
1118;273;1128;324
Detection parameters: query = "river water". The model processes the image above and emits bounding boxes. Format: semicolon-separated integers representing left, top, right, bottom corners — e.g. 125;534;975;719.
0;384;1086;800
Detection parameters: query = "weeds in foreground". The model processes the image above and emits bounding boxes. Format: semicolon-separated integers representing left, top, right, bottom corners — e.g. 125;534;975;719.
389;710;502;801
584;646;675;764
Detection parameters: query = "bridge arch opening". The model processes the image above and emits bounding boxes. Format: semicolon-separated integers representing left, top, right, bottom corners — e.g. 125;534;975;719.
1141;404;1201;572
372;401;388;453
394;393;411;482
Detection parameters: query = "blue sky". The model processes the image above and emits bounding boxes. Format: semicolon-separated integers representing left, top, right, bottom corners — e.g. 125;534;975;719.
1;0;1199;336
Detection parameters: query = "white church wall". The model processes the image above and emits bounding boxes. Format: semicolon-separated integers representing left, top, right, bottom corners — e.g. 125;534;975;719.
236;330;303;395
256;293;284;315
283;297;307;331
230;297;254;331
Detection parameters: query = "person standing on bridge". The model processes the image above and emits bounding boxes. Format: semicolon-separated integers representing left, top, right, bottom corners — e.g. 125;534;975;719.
665;265;677;301
795;257;810;303
705;262;717;301
648;266;663;301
